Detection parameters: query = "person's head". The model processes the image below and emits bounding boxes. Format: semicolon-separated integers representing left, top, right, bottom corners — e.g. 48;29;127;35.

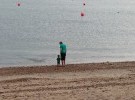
59;41;63;44
57;55;60;58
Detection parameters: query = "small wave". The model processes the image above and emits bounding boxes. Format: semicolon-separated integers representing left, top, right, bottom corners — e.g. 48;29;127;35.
27;58;46;63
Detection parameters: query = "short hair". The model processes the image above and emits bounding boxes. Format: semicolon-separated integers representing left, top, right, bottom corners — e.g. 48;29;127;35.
59;41;63;44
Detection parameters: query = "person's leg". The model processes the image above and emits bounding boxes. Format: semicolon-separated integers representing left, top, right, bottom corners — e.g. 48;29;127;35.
61;53;64;66
64;60;65;65
63;56;65;65
60;53;63;66
62;60;64;66
64;53;66;65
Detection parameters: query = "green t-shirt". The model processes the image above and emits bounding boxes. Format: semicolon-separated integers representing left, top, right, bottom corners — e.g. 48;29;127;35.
60;43;66;53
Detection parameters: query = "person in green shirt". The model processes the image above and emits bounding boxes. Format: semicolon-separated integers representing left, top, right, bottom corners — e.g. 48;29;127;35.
59;41;66;66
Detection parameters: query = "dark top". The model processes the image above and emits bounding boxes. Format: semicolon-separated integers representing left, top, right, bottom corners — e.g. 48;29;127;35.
57;57;60;64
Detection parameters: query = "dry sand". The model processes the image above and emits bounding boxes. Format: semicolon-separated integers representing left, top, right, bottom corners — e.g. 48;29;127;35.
0;61;135;100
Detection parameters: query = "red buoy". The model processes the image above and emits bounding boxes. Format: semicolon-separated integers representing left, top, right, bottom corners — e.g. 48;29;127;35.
81;12;85;16
17;3;21;6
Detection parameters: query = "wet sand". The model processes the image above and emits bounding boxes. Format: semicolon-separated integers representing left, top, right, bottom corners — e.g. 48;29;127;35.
0;61;135;100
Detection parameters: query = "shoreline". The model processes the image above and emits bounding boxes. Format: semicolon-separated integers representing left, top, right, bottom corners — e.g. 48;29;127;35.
0;61;135;76
1;59;135;68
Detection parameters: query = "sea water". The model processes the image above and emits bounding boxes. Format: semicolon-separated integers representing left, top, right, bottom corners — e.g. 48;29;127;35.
0;0;135;67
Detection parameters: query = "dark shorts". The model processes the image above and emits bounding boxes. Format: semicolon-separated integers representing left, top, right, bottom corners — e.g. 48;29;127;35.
61;53;66;60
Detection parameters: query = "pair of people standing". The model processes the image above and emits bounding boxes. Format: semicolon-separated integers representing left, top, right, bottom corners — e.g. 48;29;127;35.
57;41;66;66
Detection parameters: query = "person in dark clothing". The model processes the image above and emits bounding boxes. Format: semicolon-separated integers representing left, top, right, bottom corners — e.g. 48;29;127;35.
59;41;66;66
56;55;60;66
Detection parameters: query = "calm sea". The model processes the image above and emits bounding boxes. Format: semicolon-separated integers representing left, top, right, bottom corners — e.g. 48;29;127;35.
0;0;135;67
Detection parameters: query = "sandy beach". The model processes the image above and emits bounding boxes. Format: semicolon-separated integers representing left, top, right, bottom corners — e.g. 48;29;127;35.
0;61;135;100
